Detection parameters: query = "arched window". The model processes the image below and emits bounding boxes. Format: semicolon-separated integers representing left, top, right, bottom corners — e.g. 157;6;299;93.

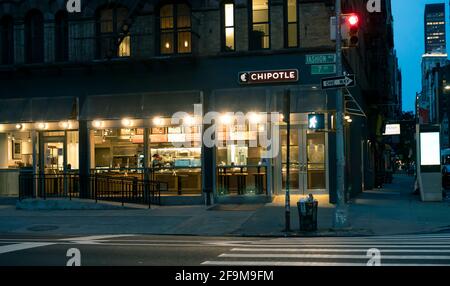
285;0;298;48
249;0;270;50
0;15;14;65
55;11;69;62
221;0;235;51
159;2;191;55
96;5;130;59
25;10;44;63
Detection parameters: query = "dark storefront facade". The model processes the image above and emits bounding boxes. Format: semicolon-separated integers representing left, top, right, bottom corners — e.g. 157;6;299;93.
0;0;397;205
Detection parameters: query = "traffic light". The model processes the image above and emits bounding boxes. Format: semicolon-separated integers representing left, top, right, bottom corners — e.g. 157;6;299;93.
346;14;359;47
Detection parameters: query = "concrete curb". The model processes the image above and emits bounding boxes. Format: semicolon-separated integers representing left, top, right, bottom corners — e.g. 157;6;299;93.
16;198;129;210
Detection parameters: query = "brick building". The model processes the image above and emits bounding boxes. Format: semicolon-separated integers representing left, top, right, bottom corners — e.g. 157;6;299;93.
0;0;400;204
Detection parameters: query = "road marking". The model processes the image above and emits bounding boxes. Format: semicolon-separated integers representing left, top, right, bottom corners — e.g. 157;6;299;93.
201;261;450;266
231;248;450;253
0;242;55;254
219;253;450;260
59;234;135;241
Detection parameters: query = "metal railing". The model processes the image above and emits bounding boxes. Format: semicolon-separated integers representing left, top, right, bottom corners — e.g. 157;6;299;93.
90;174;165;207
19;173;80;200
217;165;268;196
18;172;165;208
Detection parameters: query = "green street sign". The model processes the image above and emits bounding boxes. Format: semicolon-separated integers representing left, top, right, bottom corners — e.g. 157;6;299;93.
306;54;336;65
311;64;336;75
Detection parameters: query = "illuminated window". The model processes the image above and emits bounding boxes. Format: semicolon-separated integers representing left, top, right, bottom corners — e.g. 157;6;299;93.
249;0;270;50
96;6;130;59
285;0;298;48
222;1;235;51
159;3;192;54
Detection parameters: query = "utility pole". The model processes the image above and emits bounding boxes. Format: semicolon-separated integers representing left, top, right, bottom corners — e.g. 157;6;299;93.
333;0;349;229
284;89;291;232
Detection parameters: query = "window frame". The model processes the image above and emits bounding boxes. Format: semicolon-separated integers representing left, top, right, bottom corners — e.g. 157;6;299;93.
221;0;236;52
248;0;271;50
284;0;299;48
158;1;192;55
95;5;131;59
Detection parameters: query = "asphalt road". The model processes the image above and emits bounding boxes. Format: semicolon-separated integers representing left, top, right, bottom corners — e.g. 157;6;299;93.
1;232;450;266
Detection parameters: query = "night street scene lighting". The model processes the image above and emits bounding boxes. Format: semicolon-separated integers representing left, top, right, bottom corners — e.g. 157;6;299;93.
0;0;449;283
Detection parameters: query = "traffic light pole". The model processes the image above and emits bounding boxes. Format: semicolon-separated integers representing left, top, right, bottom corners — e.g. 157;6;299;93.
333;0;349;229
284;90;291;232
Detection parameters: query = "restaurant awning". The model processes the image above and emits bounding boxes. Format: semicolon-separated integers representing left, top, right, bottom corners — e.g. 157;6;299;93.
0;97;77;123
211;85;328;114
80;91;202;120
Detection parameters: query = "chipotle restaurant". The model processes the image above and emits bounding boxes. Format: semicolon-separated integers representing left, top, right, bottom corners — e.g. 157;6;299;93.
0;53;340;205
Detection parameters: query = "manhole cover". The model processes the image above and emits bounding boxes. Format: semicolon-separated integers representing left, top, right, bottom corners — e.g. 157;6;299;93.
27;225;59;232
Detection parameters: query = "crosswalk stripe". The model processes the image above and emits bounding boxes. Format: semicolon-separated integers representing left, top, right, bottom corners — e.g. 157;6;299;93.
230;248;450;253
230;244;450;248
0;242;55;254
218;253;450;260
201;261;450;266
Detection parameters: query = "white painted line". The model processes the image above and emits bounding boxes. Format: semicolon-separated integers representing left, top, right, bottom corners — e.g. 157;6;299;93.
0;242;55;255
59;234;135;241
201;261;450;266
228;244;450;248
246;242;450;246
231;248;450;253
219;253;450;260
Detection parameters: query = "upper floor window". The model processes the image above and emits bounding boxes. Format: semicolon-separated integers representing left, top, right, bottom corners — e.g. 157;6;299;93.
285;0;298;48
221;1;235;51
249;0;270;50
96;5;130;59
25;10;44;63
0;15;14;65
159;2;192;55
55;11;69;62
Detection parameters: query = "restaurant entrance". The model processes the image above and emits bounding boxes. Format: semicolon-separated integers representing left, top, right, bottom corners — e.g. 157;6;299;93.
35;128;79;197
280;120;327;195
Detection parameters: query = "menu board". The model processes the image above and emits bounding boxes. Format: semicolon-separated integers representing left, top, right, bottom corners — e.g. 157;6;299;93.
150;134;168;143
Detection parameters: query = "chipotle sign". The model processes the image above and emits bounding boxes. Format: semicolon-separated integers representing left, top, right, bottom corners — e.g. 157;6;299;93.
239;69;299;85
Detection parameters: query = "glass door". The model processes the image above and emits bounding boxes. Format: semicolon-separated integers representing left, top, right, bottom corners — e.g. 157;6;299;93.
44;141;64;173
281;126;327;194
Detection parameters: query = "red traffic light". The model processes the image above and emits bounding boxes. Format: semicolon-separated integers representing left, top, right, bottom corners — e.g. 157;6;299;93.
347;14;359;26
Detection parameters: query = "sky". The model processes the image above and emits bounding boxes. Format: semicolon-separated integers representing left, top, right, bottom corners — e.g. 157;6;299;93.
392;0;448;112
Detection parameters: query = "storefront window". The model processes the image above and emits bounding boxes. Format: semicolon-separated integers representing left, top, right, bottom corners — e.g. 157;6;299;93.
0;131;33;169
216;118;269;196
93;128;144;169
149;122;202;195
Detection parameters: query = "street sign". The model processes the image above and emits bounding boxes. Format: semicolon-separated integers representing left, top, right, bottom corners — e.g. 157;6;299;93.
306;54;336;65
311;64;336;75
239;69;299;85
321;74;355;90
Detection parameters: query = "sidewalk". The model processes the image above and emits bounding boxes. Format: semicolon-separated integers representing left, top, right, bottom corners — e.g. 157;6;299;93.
0;174;449;237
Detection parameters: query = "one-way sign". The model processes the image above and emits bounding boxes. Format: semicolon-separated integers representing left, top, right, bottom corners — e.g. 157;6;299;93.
321;74;356;90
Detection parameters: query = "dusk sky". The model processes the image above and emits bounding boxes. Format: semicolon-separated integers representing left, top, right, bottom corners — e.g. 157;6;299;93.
392;0;448;112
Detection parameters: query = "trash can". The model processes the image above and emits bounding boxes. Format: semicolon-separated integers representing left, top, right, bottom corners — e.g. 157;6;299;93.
297;194;318;231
